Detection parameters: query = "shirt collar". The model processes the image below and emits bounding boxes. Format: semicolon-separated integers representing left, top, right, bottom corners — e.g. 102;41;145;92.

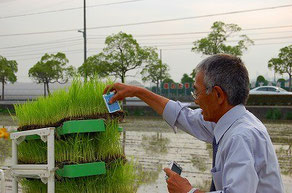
214;104;247;144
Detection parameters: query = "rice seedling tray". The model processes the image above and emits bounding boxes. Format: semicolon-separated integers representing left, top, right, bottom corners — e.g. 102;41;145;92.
57;119;105;135
118;127;123;132
56;162;106;178
24;121;123;140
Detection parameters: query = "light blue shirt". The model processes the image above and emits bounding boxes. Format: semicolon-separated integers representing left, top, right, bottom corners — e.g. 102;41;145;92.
163;100;284;193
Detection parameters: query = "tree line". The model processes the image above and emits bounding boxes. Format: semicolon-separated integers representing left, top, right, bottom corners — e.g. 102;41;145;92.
0;21;291;100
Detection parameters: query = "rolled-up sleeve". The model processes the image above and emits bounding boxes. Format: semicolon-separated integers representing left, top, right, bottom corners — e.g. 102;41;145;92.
163;100;214;143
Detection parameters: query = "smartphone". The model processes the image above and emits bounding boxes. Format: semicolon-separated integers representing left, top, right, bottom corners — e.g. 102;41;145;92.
169;161;182;175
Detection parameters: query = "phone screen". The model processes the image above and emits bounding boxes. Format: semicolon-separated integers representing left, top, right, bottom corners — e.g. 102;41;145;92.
171;163;182;175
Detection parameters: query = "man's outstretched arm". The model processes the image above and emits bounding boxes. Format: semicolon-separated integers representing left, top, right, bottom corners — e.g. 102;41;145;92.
103;83;169;115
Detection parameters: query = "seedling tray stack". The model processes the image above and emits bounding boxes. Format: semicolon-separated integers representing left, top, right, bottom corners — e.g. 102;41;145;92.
12;79;138;193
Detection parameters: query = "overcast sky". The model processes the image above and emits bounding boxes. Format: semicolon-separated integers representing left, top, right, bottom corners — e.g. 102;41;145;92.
0;0;291;84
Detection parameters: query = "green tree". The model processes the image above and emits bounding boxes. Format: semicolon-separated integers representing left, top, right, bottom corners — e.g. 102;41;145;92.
141;48;170;94
181;73;193;84
102;32;150;83
268;45;292;91
78;53;109;81
256;75;268;87
163;78;175;83
277;78;286;88
0;56;18;100
29;52;74;96
190;69;196;79
192;21;254;56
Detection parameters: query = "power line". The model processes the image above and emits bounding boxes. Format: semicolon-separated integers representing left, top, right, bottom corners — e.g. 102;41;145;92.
3;42;84;57
2;42;84;56
5;47;103;58
0;0;145;20
0;36;81;50
2;26;292;51
162;41;292;51
132;25;292;37
5;38;292;58
87;5;292;30
2;34;292;56
1;4;291;37
9;40;290;58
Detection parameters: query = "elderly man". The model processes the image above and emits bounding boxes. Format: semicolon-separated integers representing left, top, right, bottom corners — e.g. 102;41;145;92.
103;54;284;193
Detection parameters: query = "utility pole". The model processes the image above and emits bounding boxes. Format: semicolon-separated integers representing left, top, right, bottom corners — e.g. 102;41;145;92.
83;0;87;63
159;49;162;94
78;0;87;81
78;0;87;63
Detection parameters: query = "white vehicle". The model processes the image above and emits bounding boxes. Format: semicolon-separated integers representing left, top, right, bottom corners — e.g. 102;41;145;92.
249;86;292;95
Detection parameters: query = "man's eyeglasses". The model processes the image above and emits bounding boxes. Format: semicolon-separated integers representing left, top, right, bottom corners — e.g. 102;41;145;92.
191;88;210;100
191;90;203;100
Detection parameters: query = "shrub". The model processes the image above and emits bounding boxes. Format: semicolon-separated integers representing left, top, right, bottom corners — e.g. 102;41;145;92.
265;109;282;120
285;112;292;120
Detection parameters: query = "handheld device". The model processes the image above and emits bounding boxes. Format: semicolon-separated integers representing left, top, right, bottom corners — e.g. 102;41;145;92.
169;161;182;175
103;92;121;113
165;161;182;180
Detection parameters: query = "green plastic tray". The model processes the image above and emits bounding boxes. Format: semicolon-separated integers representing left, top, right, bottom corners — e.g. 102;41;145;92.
25;135;40;140
24;119;123;140
56;162;106;178
118;127;123;132
57;119;105;135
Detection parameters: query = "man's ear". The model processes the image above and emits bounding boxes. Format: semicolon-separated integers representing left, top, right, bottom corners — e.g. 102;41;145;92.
213;86;225;104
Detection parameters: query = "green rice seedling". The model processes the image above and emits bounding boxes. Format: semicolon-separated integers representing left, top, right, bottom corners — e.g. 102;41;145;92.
14;78;141;193
95;120;122;160
21;159;139;193
14;78;112;127
18;121;121;164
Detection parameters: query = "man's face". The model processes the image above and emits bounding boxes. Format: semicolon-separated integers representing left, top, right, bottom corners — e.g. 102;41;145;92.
193;71;219;122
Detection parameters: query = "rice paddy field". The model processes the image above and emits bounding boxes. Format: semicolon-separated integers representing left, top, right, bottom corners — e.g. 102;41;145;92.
0;78;291;192
1;116;291;193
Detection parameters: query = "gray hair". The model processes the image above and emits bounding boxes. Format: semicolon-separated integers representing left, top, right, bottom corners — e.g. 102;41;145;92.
196;54;250;106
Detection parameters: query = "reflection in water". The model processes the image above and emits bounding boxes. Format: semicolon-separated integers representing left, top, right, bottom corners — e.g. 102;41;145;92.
276;145;292;176
268;123;292;177
141;133;169;154
137;163;162;185
0;139;11;164
195;179;212;192
191;155;207;172
205;143;212;158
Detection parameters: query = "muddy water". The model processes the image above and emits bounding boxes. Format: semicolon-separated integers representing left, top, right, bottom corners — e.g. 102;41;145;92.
120;117;292;193
127;131;212;192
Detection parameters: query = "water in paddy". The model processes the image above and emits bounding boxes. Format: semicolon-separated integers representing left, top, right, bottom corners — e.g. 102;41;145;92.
120;117;292;193
1;117;291;192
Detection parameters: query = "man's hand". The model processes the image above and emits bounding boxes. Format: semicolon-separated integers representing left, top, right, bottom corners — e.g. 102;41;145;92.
103;83;137;104
164;168;193;193
103;82;169;115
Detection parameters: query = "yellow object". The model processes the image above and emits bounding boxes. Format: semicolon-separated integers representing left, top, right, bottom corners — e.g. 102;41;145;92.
0;130;4;138
4;132;9;139
0;127;7;132
0;127;9;139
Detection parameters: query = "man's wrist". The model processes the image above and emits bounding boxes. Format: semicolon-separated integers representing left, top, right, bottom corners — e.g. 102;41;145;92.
187;188;197;193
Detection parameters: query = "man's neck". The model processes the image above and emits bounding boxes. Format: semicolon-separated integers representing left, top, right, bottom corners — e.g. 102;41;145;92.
214;103;234;123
